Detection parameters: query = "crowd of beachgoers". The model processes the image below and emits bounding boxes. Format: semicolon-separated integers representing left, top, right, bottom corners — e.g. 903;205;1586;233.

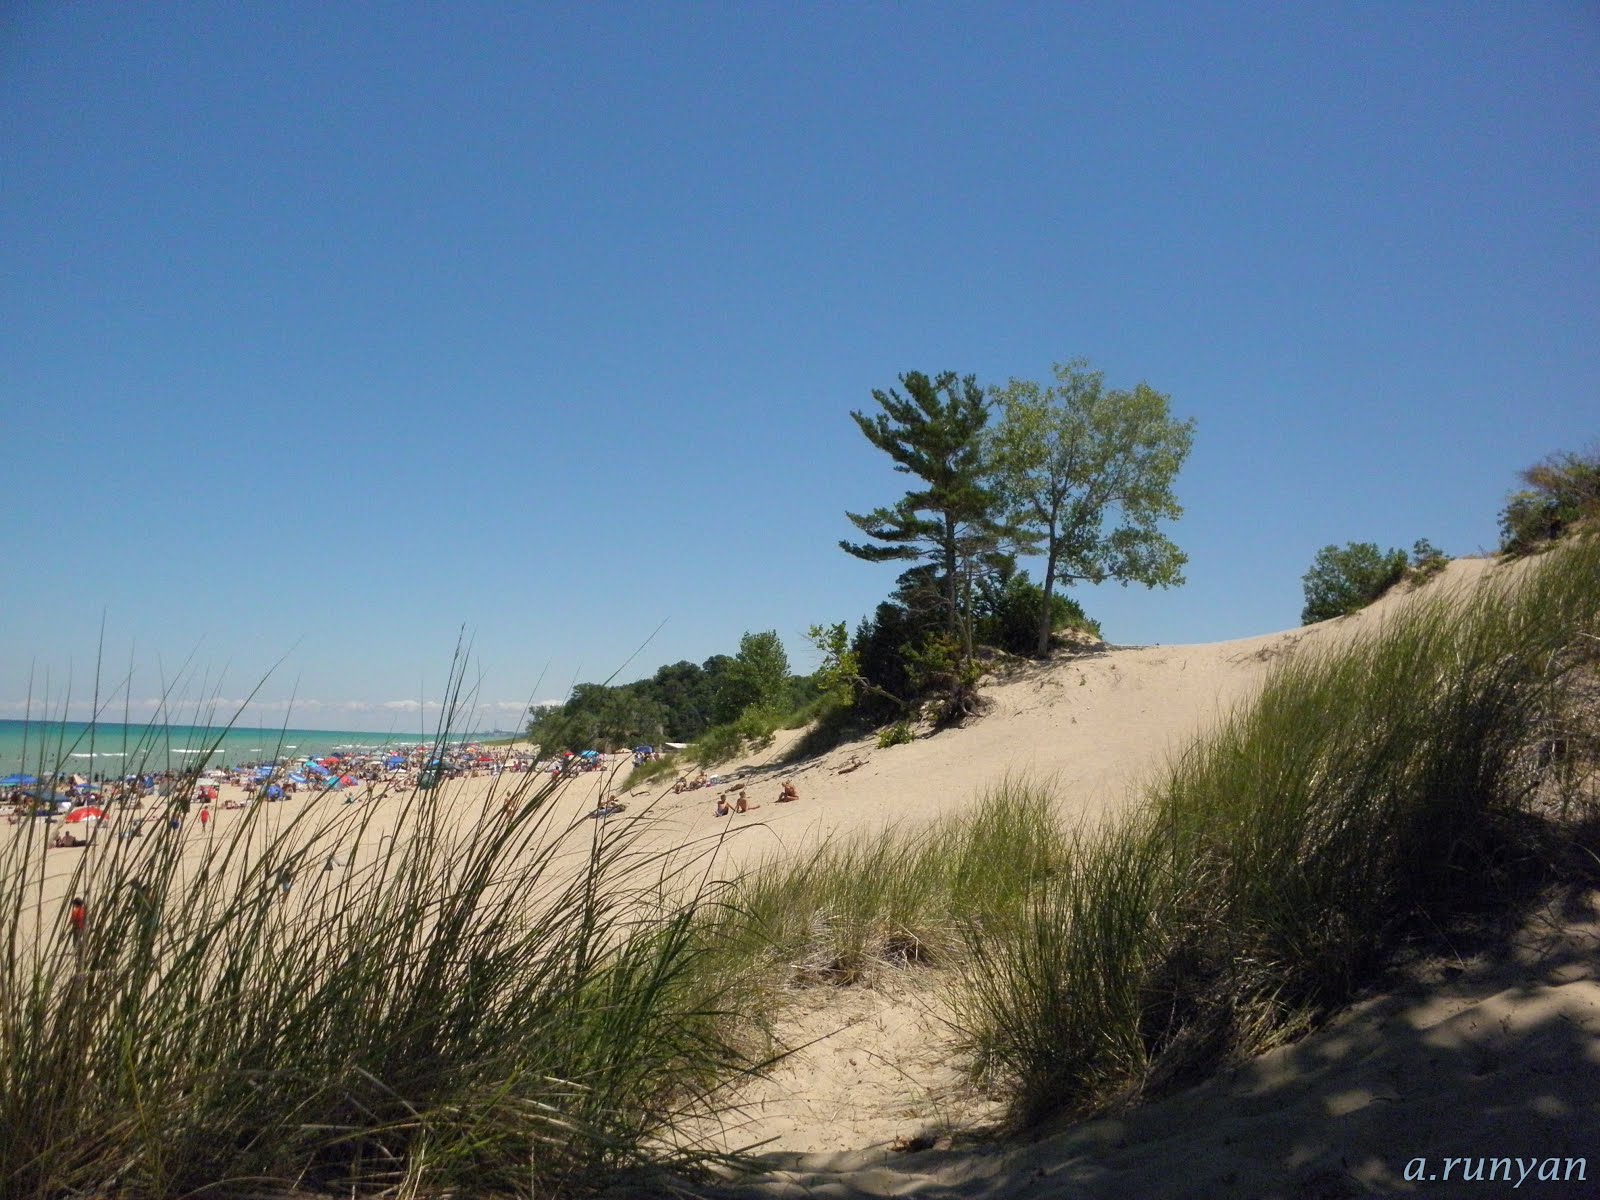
0;741;652;846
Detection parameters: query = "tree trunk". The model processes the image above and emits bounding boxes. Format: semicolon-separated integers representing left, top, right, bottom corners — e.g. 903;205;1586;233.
943;516;960;638
1036;547;1059;658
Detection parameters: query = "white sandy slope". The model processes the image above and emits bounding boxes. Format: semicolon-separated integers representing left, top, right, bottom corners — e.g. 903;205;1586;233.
628;555;1598;1196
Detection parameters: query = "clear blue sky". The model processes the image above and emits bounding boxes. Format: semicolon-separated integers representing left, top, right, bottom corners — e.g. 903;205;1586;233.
4;3;1596;732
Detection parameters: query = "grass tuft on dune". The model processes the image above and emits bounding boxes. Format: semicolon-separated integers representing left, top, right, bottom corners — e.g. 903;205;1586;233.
954;534;1599;1127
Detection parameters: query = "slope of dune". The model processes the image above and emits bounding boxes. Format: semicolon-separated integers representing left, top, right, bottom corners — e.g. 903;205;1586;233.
641;553;1598;1192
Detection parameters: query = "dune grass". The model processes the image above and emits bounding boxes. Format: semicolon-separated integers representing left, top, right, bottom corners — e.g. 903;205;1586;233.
692;775;1065;992
0;744;751;1197
954;534;1600;1127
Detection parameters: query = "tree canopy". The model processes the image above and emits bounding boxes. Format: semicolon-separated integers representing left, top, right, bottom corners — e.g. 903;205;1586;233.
1299;542;1408;624
987;359;1195;655
841;370;1006;646
1499;445;1600;555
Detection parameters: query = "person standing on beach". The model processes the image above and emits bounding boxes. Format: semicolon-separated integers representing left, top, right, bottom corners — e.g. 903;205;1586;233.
68;897;87;941
199;806;210;832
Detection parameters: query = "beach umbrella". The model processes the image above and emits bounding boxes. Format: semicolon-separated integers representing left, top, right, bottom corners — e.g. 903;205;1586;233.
66;806;105;823
340;775;358;786
2;774;38;788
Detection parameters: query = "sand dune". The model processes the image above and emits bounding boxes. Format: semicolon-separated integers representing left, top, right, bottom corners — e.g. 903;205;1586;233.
628;554;1597;1195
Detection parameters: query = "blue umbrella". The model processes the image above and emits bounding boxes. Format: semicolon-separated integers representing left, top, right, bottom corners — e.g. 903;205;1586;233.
2;774;39;787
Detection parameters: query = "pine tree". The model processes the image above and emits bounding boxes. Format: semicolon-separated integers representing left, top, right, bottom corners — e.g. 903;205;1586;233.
841;371;1004;649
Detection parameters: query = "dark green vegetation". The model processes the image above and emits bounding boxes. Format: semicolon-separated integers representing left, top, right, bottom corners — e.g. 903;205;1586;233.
1298;538;1450;624
1499;444;1600;556
527;629;810;755
837;359;1189;726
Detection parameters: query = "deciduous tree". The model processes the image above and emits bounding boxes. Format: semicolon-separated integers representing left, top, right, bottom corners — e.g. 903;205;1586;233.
987;359;1195;655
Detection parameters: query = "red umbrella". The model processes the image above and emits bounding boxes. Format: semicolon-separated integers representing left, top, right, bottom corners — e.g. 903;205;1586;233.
66;806;105;823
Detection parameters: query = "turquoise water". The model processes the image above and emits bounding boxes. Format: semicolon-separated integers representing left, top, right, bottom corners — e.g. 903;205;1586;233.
0;719;437;778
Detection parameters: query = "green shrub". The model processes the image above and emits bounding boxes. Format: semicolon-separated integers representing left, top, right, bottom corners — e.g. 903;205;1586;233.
690;722;746;767
1405;537;1451;583
1299;540;1408;623
974;570;1101;656
1499;445;1600;555
625;753;681;788
877;721;915;748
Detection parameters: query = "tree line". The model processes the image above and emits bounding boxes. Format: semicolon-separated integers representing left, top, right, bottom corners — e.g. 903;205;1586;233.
527;358;1197;754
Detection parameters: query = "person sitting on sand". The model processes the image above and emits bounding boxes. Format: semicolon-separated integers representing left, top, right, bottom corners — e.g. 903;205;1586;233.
714;796;731;818
734;787;758;814
672;777;686;794
53;829;85;848
777;781;799;804
693;771;708;790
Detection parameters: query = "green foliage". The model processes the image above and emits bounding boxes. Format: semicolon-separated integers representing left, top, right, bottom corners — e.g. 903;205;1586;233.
1299;541;1408;624
973;563;1101;655
1407;537;1451;582
805;621;859;706
713;630;791;724
877;721;915;748
901;631;985;726
527;640;798;755
691;722;747;767
782;697;868;763
841;370;1007;643
987;359;1195;655
1498;445;1600;555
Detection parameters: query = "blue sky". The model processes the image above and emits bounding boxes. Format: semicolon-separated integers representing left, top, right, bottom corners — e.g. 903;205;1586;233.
3;3;1596;732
